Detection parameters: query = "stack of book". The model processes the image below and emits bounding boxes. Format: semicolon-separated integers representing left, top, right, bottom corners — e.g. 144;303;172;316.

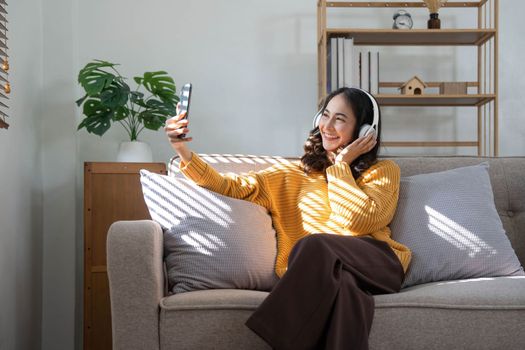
328;37;379;95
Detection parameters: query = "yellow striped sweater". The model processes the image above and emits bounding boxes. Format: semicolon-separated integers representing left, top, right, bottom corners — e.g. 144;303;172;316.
179;153;411;277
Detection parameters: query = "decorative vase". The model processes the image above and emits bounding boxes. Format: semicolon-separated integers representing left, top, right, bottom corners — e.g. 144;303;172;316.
116;140;153;162
428;13;441;29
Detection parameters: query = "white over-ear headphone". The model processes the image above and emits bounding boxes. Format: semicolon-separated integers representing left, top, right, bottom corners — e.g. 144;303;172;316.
312;87;379;140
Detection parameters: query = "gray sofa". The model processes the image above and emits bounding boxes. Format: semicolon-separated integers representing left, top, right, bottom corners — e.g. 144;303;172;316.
107;155;525;350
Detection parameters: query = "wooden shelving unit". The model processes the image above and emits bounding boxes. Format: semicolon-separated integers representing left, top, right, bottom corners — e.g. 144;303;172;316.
83;162;166;350
317;0;499;156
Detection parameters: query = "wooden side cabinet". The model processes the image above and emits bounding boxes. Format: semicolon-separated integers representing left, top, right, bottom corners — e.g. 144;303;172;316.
83;162;167;350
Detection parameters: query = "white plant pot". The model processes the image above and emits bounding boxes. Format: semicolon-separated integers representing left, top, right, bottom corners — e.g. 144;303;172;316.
116;140;153;163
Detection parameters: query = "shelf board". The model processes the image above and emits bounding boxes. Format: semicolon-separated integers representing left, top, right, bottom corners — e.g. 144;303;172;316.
381;141;478;147
376;94;495;106
326;2;483;8
326;29;495;46
382;141;478;148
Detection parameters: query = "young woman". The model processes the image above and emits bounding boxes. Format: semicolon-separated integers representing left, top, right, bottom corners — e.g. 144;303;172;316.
164;87;411;350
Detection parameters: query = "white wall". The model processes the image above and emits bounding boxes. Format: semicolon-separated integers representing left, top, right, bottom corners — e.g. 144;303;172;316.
0;0;43;349
40;0;78;349
0;1;520;349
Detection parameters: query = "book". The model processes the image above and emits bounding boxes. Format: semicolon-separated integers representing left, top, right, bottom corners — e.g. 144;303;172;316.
337;37;344;89
327;39;332;93
353;49;360;87
343;38;353;88
370;51;379;94
368;51;371;92
330;37;338;92
358;52;362;89
377;51;381;95
361;50;369;92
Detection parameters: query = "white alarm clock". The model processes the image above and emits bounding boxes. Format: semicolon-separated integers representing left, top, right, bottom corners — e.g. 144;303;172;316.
393;10;413;30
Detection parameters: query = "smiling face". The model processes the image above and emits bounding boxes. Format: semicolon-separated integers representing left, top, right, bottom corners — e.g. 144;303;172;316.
319;93;357;153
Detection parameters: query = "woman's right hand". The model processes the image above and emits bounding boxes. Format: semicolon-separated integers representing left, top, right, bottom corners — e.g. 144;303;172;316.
327;133;377;166
164;103;194;163
164;104;193;147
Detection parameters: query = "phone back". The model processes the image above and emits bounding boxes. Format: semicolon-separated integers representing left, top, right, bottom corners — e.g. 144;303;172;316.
179;83;192;117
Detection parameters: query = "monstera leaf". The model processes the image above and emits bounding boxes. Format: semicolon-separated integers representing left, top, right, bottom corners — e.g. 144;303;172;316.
77;99;114;136
130;91;147;108
100;81;130;108
138;99;177;130
78;60;119;96
113;105;130;121
135;71;178;105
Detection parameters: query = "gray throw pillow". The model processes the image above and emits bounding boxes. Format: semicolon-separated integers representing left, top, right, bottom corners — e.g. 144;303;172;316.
390;162;525;288
140;169;278;294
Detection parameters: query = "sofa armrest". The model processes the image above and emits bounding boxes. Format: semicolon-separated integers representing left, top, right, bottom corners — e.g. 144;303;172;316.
107;220;164;350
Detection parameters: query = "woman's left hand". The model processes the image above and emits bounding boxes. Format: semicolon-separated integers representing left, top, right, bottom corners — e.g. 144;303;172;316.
330;133;377;165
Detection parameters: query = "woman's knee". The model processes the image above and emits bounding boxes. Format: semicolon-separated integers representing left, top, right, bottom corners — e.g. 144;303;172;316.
289;234;332;263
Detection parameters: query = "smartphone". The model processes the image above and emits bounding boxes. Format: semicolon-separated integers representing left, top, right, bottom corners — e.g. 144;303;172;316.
178;83;192;138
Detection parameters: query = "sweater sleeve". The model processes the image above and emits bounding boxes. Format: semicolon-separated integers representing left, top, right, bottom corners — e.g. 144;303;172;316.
178;153;273;210
325;160;400;235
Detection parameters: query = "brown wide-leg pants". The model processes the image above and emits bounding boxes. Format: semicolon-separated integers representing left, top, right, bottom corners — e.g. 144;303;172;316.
245;234;405;350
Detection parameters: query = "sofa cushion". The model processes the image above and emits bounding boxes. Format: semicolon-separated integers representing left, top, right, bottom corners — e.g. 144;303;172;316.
391;157;525;268
161;289;268;310
140;170;278;294
160;290;271;350
375;275;525;308
369;276;525;350
390;162;524;288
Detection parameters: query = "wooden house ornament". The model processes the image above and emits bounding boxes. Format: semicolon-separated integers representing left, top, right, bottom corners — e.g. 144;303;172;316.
399;76;428;95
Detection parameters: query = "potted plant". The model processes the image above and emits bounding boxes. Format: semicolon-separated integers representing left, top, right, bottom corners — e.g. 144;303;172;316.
76;59;179;162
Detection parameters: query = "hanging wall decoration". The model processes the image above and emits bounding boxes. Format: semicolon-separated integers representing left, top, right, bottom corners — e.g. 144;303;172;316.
0;0;9;130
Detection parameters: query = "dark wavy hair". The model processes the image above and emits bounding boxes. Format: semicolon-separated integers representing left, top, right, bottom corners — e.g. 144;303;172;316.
300;87;381;179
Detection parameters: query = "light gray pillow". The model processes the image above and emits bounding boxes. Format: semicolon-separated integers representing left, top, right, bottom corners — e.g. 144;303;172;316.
390;162;525;288
139;169;278;294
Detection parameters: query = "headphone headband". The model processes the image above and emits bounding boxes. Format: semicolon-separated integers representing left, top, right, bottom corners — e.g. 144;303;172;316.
313;87;379;135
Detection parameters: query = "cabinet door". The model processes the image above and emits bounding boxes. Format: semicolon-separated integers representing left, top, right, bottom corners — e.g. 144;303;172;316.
84;162;166;350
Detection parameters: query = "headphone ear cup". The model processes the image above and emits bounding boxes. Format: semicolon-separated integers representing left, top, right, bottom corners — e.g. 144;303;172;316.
313;110;322;129
359;124;373;138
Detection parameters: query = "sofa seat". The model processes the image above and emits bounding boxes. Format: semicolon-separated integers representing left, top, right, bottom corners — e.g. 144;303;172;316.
159;276;525;350
371;276;525;349
159;289;270;350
